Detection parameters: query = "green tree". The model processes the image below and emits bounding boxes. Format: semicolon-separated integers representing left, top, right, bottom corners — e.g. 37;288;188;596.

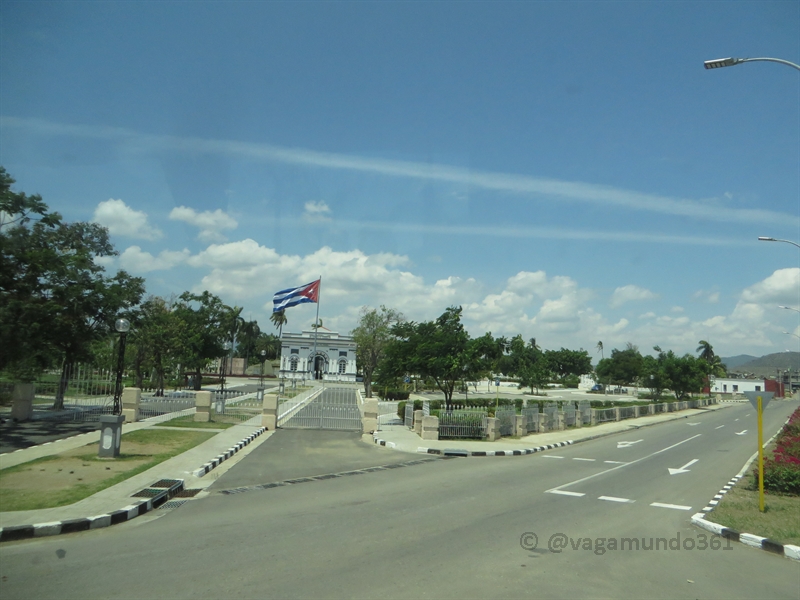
173;291;230;389
351;305;404;398
663;351;705;400
545;348;593;382
382;306;471;407
0;168;145;399
506;335;551;394
236;319;261;365
130;296;186;395
595;344;643;388
641;346;669;400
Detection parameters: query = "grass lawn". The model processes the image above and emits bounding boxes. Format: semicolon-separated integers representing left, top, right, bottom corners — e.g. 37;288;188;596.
0;428;215;511
705;469;800;546
154;414;234;429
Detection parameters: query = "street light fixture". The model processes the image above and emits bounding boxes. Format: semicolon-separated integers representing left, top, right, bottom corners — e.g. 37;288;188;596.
112;318;130;415
758;237;800;249
704;57;800;72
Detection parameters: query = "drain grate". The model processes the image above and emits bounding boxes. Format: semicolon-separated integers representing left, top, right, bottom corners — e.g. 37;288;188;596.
158;500;187;510
174;488;202;498
150;479;182;488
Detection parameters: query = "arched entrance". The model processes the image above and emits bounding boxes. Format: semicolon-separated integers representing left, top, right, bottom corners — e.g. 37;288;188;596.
313;355;326;380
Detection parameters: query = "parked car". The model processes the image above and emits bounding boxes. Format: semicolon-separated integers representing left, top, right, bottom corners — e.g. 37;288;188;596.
591;384;604;392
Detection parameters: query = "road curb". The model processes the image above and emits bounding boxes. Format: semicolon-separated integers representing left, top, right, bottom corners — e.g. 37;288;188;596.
192;427;267;477
690;414;799;562
0;427;268;543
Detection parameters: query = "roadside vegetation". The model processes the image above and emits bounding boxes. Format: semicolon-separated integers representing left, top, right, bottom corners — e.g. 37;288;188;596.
0;428;215;511
707;406;800;545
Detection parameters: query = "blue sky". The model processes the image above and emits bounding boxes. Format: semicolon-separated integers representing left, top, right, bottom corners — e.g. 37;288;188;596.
1;1;798;359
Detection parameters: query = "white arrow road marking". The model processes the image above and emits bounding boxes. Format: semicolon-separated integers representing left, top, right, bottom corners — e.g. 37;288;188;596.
545;434;701;495
715;425;725;429
736;430;748;436
668;458;699;475
650;502;692;511
617;440;643;448
599;496;635;503
687;422;701;426
547;490;585;497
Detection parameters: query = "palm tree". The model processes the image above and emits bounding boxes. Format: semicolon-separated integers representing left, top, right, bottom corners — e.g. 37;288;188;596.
270;309;288;337
697;340;714;362
596;341;604;361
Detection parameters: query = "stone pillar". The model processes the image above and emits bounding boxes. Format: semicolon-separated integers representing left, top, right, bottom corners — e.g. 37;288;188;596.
362;398;378;434
486;417;499;441
591;409;598;426
633;405;640;419
514;414;527;437
10;383;34;421
121;387;141;423
421;415;439;441
557;411;565;430
261;393;278;429
538;413;548;433
414;410;424;436
614;407;621;422
195;390;212;423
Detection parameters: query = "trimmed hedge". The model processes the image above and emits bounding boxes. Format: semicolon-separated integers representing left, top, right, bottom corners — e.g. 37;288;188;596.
752;407;800;495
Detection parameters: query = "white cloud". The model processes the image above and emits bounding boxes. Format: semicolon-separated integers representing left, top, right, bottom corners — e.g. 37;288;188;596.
741;268;800;306
93;199;162;240
303;200;332;223
6;116;798;229
609;285;658;309
118;246;190;273
169;206;237;243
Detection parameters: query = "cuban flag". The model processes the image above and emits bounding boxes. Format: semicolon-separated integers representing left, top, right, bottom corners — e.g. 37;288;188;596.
273;279;320;312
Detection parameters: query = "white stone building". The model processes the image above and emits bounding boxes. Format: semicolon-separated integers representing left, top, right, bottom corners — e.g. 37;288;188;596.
278;328;357;382
709;377;767;395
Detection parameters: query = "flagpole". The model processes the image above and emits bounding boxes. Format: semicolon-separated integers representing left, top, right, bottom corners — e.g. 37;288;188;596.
312;277;321;382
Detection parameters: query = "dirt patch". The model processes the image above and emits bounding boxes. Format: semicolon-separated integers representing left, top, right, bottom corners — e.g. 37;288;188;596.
1;456;150;494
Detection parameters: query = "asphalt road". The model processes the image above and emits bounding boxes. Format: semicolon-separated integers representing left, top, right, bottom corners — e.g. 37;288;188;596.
0;401;798;599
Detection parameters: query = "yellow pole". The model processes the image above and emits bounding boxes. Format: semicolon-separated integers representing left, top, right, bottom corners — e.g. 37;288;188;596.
757;395;765;513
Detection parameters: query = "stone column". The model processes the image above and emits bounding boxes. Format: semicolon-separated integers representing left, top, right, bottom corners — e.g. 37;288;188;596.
590;409;598;426
514;414;527;437
414;410;424;436
538;413;548;433
486;417;499;441
614;407;621;422
557;411;565;430
10;383;34;421
121;387;141;423
633;405;640;419
362;398;378;434
261;393;278;429
195;390;212;423
421;415;439;441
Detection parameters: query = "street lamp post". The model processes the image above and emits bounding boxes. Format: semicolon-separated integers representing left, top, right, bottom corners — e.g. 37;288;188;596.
220;341;232;395
704;57;800;72
260;349;267;387
112;318;130;415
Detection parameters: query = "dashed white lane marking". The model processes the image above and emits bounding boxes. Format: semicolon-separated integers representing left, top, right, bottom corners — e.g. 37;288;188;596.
735;418;739;421
573;458;596;462
650;502;692;511
604;460;628;464
736;430;748;436
547;490;585;497
599;496;634;503
543;455;565;459
687;422;700;426
715;425;725;429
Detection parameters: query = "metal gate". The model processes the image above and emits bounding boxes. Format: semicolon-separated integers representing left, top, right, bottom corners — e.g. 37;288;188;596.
439;410;487;439
282;388;362;431
495;407;515;436
578;400;591;425
563;402;576;427
404;401;415;428
522;406;539;433
544;402;558;430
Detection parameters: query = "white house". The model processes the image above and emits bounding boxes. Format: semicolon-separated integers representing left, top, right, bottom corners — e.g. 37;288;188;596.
279;328;357;382
709;377;767;395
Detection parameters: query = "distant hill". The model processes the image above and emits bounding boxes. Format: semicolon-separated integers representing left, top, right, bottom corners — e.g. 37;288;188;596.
726;352;800;378
720;355;758;370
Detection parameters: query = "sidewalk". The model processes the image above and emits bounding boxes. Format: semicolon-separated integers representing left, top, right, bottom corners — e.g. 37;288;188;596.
0;417;273;538
371;403;733;456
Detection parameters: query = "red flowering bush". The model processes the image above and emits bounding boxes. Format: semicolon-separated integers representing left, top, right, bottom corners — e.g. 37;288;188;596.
753;407;800;495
